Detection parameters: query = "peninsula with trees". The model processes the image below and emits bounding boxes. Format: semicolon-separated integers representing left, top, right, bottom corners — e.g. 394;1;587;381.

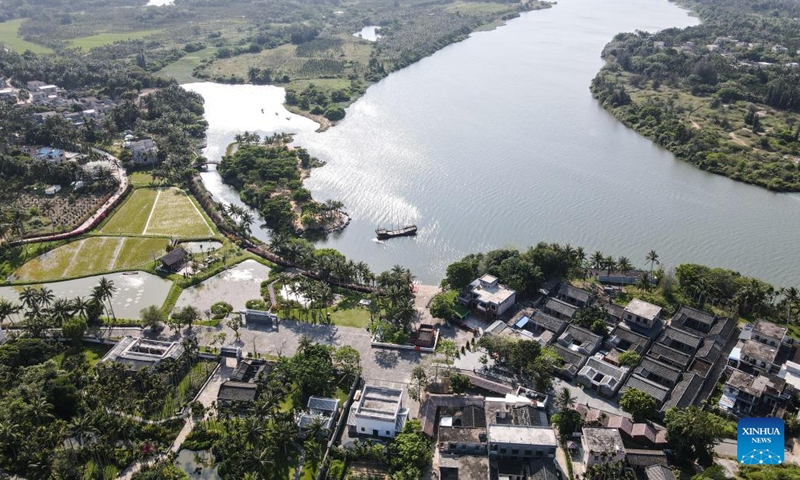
592;0;800;191
218;132;349;236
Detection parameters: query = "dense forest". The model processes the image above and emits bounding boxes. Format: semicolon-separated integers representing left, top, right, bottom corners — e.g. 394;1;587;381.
218;134;346;235
592;0;800;191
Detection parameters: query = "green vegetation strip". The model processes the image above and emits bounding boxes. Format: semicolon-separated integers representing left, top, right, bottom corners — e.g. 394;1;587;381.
0;19;52;54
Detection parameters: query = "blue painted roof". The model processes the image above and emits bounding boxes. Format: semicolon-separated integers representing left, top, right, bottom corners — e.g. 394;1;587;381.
515;315;530;329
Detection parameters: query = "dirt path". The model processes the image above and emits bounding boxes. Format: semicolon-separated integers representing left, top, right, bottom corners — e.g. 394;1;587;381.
108;237;126;270
62;238;89;277
729;131;748;146
142;189;162;235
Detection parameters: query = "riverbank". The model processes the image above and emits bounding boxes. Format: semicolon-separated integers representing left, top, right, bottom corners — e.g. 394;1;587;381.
591;0;800;192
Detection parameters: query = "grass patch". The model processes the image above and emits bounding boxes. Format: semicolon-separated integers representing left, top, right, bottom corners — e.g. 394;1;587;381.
68;30;161;50
0;19;53;54
145;188;214;237
54;341;112;367
101;188;158;235
13;236;168;282
129;171;158;188
157;360;217;420
161;282;183;316
157;46;218;84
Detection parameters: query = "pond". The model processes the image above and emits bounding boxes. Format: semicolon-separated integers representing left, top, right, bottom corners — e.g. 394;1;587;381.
0;272;171;319
173;259;271;314
174;449;219;479
353;26;381;42
179;240;223;255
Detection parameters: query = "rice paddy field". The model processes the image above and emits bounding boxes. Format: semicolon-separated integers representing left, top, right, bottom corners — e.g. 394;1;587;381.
13;237;168;282
101;187;214;237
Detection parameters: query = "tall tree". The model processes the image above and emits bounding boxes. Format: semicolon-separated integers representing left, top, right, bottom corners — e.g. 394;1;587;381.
646;250;660;274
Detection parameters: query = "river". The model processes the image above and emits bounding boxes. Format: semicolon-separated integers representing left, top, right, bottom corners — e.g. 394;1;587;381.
188;0;800;287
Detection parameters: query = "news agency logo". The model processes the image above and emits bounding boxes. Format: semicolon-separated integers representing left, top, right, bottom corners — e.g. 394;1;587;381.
738;417;784;465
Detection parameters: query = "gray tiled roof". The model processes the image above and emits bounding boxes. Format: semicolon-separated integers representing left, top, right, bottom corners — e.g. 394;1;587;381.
695;341;723;364
217;381;258;402
658;326;702;353
620;375;671;404
662;372;704;411
530;310;568;334
647;343;692;370
645;465;676;480
672;305;716;328
552;344;588;377
607;326;650;354
308;396;339;413
561;325;602;346
709;317;736;342
636;357;682;387
545;298;578;318
600;302;626;321
557;284;592;304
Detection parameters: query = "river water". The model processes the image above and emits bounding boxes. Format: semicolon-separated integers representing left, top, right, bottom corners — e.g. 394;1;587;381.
189;0;800;287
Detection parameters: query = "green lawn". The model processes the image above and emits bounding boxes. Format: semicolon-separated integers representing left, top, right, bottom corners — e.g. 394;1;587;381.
68;30;161;50
157;360;217;420
54;342;111;367
0;19;53;54
157;46;218;84
145;188;214;237
129;171;157;188
101;188;158;235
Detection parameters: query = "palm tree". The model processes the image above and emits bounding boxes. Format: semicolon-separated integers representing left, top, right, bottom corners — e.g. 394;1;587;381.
590;251;604;270
617;257;633;276
27;396;54;426
68;414;97;447
50;297;74;327
781;287;800;324
95;277;117;322
555;387;576;411
36;287;55;308
646;250;660;274
71;296;91;320
0;299;19;327
239;211;253;237
603;256;617;276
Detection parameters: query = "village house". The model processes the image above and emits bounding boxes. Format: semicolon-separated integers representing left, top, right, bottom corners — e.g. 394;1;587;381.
458;274;516;320
582;428;626;467
719;368;787;416
159;247;188;272
0;88;16;102
606;326;651;355
488;424;557;460
217;359;272;411
556;284;593;308
661;372;705;412
543;297;579;322
657;326;702;356
778;361;800;394
298;397;339;438
240;309;279;328
623;299;662;330
557;325;602;356
508;308;567;345
129;138;159;165
347;385;408;439
577;355;630;397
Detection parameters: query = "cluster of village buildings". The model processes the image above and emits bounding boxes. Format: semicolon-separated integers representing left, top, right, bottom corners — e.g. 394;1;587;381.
1;77;159;168
648;36;800;69
86;270;800;480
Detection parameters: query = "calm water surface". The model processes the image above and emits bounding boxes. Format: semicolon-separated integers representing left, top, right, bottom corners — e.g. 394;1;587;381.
190;0;800;287
354;26;382;42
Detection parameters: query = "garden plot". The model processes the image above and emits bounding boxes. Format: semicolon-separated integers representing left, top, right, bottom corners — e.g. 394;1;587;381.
101;188;158;235
144;188;214;237
13;237;168;282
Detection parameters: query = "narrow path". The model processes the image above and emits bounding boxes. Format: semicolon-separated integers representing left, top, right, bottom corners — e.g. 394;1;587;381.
142;189;162;235
108;237;126;270
267;280;278;306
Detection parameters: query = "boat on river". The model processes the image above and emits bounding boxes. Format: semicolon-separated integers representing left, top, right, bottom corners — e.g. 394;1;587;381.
376;225;417;240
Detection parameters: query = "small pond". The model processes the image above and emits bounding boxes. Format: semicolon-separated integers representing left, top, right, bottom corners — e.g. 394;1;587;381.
179;241;223;255
0;272;171;319
175;449;219;479
353;26;381;41
173;259;271;313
